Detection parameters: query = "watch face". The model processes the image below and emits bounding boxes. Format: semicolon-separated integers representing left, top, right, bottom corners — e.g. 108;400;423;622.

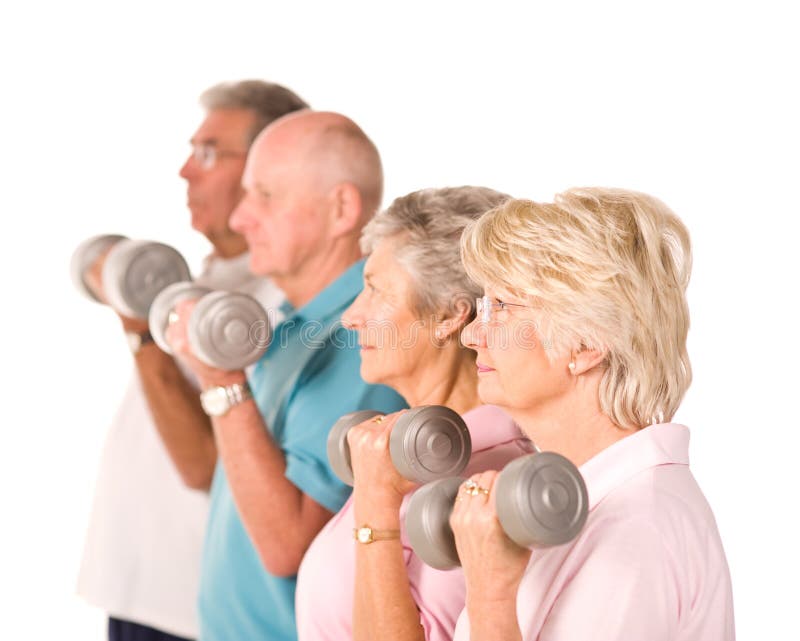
356;527;373;544
201;387;230;416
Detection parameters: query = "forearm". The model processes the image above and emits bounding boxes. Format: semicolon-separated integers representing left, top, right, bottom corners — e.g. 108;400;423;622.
134;344;217;490
353;522;425;641
466;597;521;641
351;484;425;641
212;398;332;576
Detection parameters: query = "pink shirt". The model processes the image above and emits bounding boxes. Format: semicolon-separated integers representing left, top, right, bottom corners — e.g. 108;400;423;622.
453;423;735;641
296;405;533;641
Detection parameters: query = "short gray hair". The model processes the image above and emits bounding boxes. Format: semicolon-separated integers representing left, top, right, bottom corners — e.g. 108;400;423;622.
199;80;309;145
361;186;511;319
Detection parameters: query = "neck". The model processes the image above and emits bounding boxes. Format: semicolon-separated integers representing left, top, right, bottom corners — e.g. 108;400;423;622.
511;369;631;467
208;231;248;259
274;238;363;309
395;343;480;416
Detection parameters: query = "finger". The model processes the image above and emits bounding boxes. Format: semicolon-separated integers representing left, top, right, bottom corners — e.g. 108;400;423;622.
375;410;403;436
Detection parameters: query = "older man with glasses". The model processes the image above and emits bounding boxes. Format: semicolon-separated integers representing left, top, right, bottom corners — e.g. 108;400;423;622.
77;80;308;641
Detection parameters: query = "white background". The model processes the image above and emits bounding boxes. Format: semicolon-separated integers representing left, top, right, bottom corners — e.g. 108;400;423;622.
1;1;797;639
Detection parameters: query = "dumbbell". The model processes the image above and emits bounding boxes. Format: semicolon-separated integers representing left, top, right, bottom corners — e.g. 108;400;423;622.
327;406;473;486
71;234;191;319
405;451;588;569
148;281;272;370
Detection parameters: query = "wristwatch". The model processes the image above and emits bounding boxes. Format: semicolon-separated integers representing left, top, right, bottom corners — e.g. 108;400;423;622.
200;381;253;417
126;329;154;355
353;525;401;544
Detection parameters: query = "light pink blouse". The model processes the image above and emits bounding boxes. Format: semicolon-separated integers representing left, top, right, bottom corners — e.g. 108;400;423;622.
453;423;735;641
295;405;533;641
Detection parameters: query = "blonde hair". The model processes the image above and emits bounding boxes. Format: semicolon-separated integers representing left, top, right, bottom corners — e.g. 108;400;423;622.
460;187;692;429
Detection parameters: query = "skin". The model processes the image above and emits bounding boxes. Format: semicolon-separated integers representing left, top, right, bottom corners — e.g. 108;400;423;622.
339;236;478;641
449;288;630;640
179;107;253;259
82;106;257;490
166;111;383;576
229;111;381;307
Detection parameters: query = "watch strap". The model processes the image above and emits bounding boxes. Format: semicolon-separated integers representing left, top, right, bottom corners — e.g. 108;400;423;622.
353;525;401;544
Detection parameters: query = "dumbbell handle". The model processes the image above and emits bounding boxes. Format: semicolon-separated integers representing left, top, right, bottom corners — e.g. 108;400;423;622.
406;451;588;570
149;281;273;370
71;235;191;319
327;406;472;486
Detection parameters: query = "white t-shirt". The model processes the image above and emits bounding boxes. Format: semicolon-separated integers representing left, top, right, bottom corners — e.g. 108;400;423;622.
77;252;284;639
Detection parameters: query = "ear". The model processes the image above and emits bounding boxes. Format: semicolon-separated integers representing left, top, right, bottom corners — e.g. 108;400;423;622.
434;297;473;341
570;347;607;376
327;182;363;238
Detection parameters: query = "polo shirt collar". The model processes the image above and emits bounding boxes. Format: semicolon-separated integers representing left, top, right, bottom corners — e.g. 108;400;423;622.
280;259;365;323
579;423;690;510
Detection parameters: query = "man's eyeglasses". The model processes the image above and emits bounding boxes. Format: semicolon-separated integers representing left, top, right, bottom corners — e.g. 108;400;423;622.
189;142;247;170
475;295;533;323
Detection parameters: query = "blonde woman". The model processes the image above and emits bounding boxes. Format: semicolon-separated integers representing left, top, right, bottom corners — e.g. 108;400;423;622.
450;189;734;641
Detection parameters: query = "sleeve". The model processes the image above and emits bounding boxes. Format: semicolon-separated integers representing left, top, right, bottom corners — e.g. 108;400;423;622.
536;519;681;641
281;343;407;513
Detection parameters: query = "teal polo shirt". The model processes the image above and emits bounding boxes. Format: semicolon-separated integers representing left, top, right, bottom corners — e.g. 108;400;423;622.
198;260;407;641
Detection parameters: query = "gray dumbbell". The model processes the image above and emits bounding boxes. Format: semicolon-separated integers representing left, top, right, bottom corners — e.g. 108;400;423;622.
188;291;271;370
71;235;191;319
148;281;213;353
327;405;472;486
406;451;588;570
70;234;127;302
149;282;272;370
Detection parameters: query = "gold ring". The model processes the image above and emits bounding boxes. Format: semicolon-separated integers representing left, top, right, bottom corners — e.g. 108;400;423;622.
371;415;385;424
462;479;489;496
168;311;180;325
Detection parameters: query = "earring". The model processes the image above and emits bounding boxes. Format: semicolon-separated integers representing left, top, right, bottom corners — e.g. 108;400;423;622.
568;361;576;373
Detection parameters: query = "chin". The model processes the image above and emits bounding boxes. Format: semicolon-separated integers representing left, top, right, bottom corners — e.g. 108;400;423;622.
249;254;274;277
476;378;504;406
359;362;380;386
361;356;394;388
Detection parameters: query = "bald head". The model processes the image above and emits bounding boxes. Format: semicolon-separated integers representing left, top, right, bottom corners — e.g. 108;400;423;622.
255;111;384;222
231;111;385;306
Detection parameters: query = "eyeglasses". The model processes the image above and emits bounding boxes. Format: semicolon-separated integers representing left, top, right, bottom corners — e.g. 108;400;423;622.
189;142;247;170
475;295;533;323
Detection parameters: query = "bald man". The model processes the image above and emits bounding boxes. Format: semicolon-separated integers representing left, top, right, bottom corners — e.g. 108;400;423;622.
167;111;406;641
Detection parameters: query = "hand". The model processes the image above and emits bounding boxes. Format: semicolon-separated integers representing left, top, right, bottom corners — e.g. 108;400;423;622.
165;298;246;389
450;471;531;607
83;245;111;306
83;243;150;333
347;410;417;523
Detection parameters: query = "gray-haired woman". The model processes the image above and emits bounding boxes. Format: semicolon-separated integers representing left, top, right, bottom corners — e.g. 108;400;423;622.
295;186;532;641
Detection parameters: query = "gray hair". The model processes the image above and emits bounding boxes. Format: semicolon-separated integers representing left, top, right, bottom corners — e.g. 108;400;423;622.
361;186;511;319
199;80;309;145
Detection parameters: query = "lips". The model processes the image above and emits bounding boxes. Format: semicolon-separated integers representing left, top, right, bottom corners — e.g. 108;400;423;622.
476;362;495;373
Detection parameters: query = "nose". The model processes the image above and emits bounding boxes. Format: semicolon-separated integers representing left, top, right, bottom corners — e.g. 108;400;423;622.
341;289;367;330
229;198;251;233
179;153;198;180
460;316;486;350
